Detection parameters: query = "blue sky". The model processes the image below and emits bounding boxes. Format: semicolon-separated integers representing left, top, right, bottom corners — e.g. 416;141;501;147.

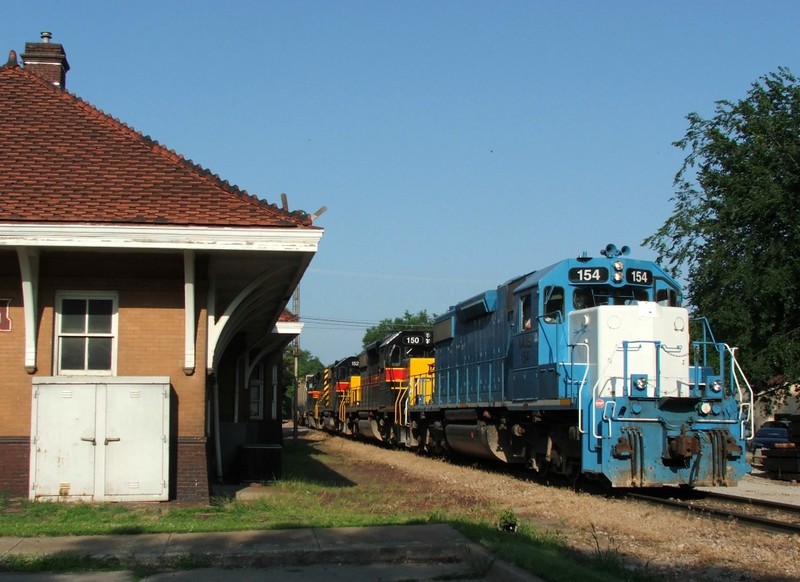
3;2;797;364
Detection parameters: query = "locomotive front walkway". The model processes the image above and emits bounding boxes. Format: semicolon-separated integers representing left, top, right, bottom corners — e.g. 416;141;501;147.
0;523;543;581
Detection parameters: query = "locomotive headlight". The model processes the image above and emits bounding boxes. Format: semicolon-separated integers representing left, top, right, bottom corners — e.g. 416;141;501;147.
613;271;623;282
710;380;722;393
699;402;712;415
613;260;624;272
632;375;647;390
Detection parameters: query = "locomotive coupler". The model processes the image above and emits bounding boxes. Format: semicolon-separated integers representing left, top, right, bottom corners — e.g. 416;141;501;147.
613;436;633;459
668;434;700;460
724;433;744;458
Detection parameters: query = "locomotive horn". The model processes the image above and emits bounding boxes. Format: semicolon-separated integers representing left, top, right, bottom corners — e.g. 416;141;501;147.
602;243;617;257
601;244;630;258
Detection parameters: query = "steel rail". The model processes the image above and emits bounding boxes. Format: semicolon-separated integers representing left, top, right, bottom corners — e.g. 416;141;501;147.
627;491;800;535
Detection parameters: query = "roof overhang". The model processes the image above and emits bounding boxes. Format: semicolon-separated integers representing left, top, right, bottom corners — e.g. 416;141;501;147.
5;222;323;377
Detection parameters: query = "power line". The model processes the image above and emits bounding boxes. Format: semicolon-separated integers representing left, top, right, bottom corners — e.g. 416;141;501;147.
300;316;435;333
300;315;379;330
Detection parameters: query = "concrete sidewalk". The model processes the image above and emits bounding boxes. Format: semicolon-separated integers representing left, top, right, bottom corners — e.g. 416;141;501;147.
0;524;543;581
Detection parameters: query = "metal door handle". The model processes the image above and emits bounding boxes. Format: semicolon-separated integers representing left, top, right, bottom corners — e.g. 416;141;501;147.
104;437;121;445
80;436;96;446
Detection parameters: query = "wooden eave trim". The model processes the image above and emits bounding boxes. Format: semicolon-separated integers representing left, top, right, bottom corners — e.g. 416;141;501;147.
275;321;304;335
0;224;323;252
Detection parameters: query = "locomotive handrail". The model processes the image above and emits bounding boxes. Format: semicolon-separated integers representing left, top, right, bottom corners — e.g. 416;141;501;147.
726;344;755;440
571;342;590;434
590;345;622;440
620;340;683;398
408;373;435;407
590;341;685;440
338;392;347;423
394;385;410;427
622;340;660;397
591;340;754;440
537;310;566;368
601;400;617;434
555;320;578;397
689;339;754;439
690;316;719;367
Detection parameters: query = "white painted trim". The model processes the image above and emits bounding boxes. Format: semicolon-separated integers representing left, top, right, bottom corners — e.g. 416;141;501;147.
183;250;196;375
16;247;39;373
271;364;279;421
275;321;304;335
208;270;276;373
213;378;223;482
245;346;270;393
0;224;322;252
207;270;217;373
234;354;245;424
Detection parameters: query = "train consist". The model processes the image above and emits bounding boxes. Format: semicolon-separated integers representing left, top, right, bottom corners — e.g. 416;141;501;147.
302;244;755;488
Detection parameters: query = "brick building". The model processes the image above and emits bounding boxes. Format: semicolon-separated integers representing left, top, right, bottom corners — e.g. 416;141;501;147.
0;33;323;502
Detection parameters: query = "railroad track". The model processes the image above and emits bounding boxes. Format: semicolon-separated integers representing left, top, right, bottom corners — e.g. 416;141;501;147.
627;489;800;535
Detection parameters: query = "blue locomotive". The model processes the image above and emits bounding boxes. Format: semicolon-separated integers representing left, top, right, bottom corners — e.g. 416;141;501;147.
307;244;754;487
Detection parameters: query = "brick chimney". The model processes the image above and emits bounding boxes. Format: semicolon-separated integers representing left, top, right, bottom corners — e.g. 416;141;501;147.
20;31;70;89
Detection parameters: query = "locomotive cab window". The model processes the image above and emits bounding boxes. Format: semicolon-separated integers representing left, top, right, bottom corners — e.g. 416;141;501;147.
573;288;592;310
614;288;649;305
656;288;679;306
386;345;401;366
520;295;532;330
573;286;650;309
542;286;564;323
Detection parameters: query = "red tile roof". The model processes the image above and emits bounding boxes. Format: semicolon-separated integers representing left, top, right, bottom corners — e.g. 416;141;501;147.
278;310;300;322
0;54;315;228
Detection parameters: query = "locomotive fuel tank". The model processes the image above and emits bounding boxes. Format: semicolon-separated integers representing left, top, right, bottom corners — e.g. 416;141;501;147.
358;418;383;441
444;423;522;463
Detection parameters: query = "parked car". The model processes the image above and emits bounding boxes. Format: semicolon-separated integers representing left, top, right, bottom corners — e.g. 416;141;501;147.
760;420;789;429
748;426;791;451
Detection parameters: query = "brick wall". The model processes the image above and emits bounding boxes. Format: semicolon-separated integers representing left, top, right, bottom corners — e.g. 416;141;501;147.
0;439;30;498
0;437;212;503
0;251;212;502
174;437;210;502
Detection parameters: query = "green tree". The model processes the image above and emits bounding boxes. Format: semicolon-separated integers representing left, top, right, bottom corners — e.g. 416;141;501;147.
644;67;800;403
361;309;435;348
281;345;323;416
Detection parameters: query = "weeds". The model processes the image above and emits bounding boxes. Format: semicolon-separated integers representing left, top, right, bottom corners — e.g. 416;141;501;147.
590;522;623;571
497;508;519;532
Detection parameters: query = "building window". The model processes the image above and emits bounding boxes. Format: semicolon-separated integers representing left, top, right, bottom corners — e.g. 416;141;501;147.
55;293;118;375
249;364;264;420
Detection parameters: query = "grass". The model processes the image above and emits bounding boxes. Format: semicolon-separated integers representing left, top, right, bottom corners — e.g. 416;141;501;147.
0;437;661;581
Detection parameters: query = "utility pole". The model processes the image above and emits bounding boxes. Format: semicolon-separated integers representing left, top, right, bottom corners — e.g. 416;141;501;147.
292;285;300;442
